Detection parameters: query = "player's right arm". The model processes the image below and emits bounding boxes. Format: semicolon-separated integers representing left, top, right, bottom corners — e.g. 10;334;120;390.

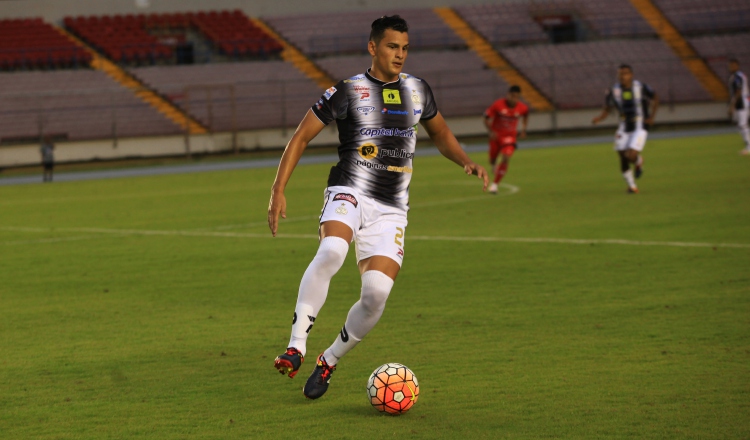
592;90;613;125
483;103;497;139
268;110;326;237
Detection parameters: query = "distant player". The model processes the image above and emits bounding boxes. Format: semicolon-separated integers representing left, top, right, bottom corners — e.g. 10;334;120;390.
484;85;528;194
268;16;487;400
592;64;659;194
40;135;55;183
728;58;750;155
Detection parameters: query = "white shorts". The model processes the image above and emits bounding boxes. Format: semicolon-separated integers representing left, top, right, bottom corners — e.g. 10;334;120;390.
319;186;407;266
614;126;648;152
734;108;749;129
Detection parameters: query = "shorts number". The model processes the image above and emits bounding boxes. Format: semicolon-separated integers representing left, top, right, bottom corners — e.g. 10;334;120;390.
394;227;404;246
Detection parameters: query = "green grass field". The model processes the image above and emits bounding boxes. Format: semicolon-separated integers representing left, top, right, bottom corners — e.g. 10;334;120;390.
1;132;749;439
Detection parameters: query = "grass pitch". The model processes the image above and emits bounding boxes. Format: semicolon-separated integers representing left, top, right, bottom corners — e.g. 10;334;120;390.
1;132;749;439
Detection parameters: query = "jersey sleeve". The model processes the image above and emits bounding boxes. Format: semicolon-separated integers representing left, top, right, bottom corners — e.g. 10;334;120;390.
311;81;348;125
419;79;438;121
604;89;615;108
521;102;530;116
642;83;656;99
484;100;497;118
731;74;742;93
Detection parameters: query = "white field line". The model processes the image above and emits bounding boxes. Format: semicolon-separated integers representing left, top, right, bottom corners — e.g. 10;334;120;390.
1;226;748;249
0;235;98;246
194;183;519;231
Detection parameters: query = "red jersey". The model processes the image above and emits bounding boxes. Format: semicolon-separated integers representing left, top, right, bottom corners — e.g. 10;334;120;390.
485;98;529;135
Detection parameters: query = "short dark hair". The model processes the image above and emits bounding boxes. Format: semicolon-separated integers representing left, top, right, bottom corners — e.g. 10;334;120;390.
619;64;633;72
729;58;739;65
370;15;409;44
509;85;522;94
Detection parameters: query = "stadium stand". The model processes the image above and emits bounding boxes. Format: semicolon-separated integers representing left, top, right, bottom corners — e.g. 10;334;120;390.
454;3;551;45
501;39;711;108
0;18;91;70
652;0;750;34
193;10;282;58
64;15;173;64
316;51;510;117
0;70;181;141
129;62;321;131
689;33;750;81
263;9;464;57
64;10;281;64
455;0;654;46
0;1;743;147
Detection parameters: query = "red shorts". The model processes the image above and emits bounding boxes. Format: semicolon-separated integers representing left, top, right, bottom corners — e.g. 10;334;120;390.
489;136;517;163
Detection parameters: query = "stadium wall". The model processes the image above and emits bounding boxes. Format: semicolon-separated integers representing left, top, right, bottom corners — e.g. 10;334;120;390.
0;102;729;168
0;0;494;22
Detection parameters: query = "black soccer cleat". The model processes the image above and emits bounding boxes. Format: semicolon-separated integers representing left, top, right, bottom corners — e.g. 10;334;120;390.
303;353;336;399
274;347;304;378
634;166;643;179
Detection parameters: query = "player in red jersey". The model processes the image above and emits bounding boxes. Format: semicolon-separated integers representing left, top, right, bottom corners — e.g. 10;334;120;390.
484;85;529;194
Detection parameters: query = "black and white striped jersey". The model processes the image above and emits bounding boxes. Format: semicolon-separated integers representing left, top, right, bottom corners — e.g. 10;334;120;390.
729;71;749;110
605;80;655;132
311;69;438;211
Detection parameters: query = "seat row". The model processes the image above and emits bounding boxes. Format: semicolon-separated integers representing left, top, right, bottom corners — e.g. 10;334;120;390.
0;18;92;70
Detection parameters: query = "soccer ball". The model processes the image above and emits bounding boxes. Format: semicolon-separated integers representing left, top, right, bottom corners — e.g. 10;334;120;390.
366;363;419;415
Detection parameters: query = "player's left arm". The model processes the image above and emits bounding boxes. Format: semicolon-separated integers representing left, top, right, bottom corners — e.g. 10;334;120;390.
520;111;529;139
421;111;488;191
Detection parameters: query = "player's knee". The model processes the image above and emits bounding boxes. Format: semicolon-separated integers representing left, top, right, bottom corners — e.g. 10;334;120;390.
360;271;394;313
311;236;349;276
361;285;390;313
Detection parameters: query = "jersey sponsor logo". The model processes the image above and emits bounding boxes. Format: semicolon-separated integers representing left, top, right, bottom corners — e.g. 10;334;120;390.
315;98;324;110
381;107;408;115
355;159;413;174
397;248;404;258
333;193;358;207
359;127;415;138
354;85;370;101
357;106;375;115
383;89;401;104
335;203;348;215
623;91;633;100
411;89;420;104
413;109;422;115
357;142;379;160
323;86;337;100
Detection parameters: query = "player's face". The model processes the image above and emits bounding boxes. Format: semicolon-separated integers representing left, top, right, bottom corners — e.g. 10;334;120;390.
369;29;409;82
618;68;633;87
729;61;739;73
506;91;520;106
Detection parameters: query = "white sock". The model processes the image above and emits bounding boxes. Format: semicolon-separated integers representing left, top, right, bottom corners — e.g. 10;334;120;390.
740;125;750;148
323;271;394;365
622;169;636;189
287;236;349;356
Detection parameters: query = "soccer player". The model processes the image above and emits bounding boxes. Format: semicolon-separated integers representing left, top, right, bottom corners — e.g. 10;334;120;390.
484;85;528;194
728;58;750;155
592;64;658;194
267;16;487;400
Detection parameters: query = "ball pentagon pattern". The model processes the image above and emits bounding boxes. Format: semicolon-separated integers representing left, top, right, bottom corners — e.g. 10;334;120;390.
366;363;419;415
